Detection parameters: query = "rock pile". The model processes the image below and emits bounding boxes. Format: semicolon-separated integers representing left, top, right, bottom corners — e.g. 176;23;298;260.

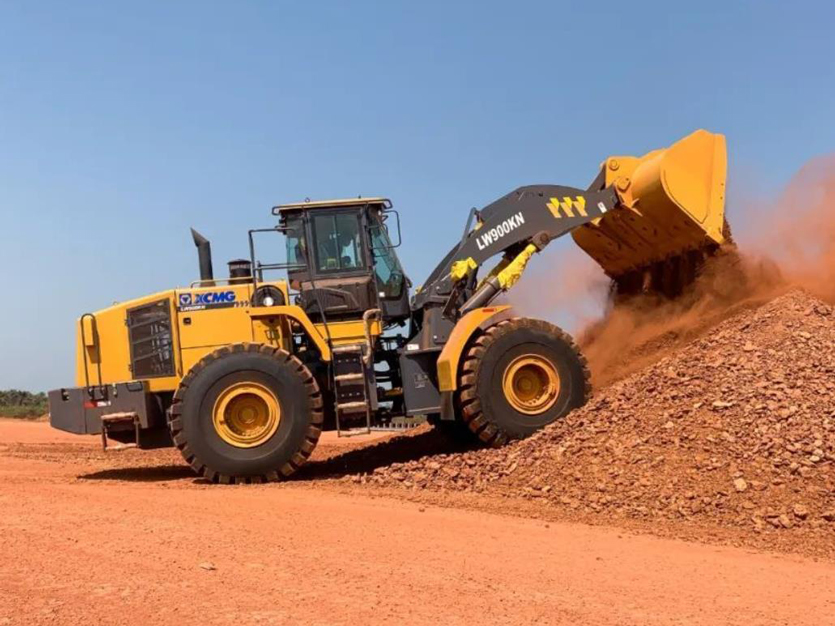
365;291;835;538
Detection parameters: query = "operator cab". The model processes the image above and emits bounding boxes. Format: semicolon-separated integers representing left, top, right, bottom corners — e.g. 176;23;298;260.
273;198;410;324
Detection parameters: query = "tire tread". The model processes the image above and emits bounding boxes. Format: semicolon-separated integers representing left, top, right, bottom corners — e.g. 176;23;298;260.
456;317;591;447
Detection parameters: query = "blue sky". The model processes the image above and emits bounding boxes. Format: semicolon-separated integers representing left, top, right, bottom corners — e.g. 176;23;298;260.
1;1;834;391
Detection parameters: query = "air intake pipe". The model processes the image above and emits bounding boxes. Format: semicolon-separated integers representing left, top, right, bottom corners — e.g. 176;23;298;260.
190;228;214;286
228;258;253;282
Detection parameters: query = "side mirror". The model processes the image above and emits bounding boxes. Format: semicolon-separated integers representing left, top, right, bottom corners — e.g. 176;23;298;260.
381;209;402;248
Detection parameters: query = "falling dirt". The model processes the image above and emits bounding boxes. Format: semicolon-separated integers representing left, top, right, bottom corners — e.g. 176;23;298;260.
515;155;835;388
577;252;785;387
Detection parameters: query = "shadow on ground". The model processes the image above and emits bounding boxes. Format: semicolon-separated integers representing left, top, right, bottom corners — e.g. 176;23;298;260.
79;465;195;482
296;427;475;481
77;426;475;483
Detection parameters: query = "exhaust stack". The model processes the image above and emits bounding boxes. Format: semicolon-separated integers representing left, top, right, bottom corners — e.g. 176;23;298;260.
191;228;215;286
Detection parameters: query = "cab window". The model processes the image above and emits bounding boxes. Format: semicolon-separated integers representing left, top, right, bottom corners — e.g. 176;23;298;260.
311;212;365;273
284;215;307;268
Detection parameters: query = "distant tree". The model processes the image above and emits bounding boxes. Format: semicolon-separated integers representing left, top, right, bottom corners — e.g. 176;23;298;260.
0;389;48;418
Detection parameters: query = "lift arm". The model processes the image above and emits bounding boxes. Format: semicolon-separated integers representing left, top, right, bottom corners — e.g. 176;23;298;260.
412;183;620;315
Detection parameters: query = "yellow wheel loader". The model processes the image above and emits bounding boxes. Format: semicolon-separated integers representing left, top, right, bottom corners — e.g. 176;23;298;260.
49;129;728;483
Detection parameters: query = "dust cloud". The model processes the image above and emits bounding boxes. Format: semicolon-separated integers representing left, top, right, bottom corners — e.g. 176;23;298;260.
512;155;835;387
739;154;835;304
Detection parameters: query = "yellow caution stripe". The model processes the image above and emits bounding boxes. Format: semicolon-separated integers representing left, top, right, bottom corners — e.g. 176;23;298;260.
547;195;587;219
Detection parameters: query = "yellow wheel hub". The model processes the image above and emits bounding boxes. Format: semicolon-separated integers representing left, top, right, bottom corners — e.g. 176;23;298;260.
212;382;280;448
502;354;560;415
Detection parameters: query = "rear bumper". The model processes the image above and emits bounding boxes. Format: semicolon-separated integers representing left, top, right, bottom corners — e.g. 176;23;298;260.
48;382;157;435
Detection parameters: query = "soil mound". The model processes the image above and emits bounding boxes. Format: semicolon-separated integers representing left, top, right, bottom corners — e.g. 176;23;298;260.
367;290;835;542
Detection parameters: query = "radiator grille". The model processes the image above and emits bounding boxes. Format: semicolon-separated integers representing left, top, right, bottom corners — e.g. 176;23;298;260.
127;300;175;378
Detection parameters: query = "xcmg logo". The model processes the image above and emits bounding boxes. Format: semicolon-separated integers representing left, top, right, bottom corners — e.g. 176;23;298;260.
178;291;236;309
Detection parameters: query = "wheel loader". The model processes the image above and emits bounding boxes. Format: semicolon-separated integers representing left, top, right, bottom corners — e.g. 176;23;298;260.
49;129;728;483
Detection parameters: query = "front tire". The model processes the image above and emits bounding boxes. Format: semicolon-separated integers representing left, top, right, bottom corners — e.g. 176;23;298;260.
168;343;323;483
457;318;591;446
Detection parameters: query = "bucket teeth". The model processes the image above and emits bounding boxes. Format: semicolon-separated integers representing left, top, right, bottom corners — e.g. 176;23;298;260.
611;222;736;300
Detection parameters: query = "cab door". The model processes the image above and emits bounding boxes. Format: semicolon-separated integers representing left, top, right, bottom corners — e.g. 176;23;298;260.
368;212;410;323
291;209;379;321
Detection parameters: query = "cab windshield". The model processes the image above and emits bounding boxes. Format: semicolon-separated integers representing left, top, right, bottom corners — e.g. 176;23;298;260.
311;212;365;273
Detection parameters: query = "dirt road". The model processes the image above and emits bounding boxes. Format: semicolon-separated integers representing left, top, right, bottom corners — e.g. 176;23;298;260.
1;419;834;626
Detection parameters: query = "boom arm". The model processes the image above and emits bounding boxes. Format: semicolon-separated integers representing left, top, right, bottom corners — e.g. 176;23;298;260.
412;183;620;315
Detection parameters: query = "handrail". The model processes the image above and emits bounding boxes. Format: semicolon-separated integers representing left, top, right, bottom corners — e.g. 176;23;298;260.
188;277;253;288
362;308;382;367
79;313;103;390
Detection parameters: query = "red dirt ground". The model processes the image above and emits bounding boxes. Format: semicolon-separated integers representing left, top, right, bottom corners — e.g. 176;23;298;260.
1;419;834;626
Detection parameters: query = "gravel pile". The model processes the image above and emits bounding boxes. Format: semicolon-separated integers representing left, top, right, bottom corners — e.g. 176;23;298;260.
362;290;835;539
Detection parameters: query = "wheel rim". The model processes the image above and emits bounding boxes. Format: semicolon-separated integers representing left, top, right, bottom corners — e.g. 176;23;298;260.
502;354;560;415
212;382;280;448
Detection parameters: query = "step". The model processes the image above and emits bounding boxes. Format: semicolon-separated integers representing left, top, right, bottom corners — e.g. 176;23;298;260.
101;411;139;424
336;427;372;438
332;344;364;355
335;373;365;383
107;443;139;451
100;412;140;453
336;401;368;413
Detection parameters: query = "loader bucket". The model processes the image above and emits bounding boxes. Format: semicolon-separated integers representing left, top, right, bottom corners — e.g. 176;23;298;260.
572;129;727;288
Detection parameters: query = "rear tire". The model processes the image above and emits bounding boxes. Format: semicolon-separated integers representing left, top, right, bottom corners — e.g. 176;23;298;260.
457;318;591;446
168;343;323;483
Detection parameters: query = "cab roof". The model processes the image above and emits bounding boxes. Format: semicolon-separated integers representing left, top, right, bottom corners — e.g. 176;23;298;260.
272;197;392;215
